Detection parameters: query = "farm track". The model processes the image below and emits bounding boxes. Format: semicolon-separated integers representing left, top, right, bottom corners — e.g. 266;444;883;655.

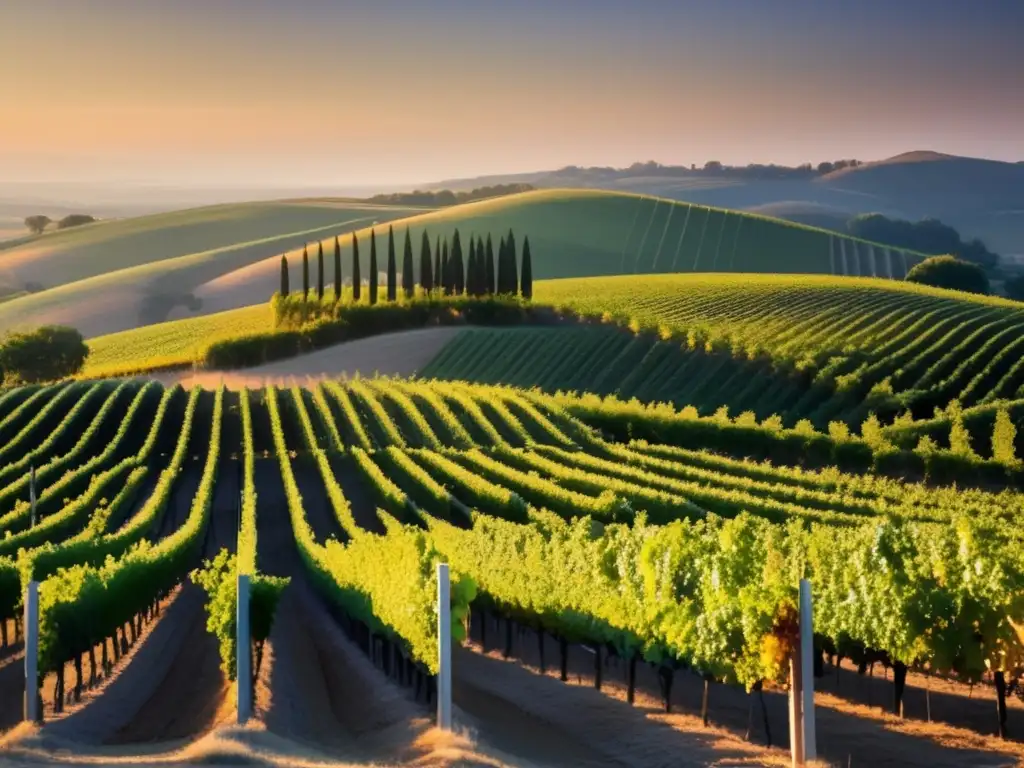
254;458;421;760
46;459;241;745
466;620;1024;767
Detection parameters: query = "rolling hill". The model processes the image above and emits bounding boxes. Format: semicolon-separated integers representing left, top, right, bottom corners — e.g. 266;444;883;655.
0;189;923;341
192;189;925;321
426;152;1024;255
0;200;426;337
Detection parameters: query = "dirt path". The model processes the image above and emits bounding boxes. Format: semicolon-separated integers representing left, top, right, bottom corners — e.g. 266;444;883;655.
471;617;1024;768
41;460;240;746
146;326;466;391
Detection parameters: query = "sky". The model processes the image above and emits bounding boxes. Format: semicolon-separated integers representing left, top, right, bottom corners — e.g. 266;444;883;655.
1;0;1022;187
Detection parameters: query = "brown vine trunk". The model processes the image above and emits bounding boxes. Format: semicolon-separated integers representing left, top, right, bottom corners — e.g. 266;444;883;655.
627;655;637;705
112;632;121;662
479;610;486;650
892;661;907;717
1;618;7;649
701;676;711;726
594;647;602;690
996;671;1008;739
504;616;513;659
74;654;83;702
758;683;772;746
55;666;65;713
658;666;674;713
538;629;545;673
559;637;568;682
102;637;110;673
88;647;97;688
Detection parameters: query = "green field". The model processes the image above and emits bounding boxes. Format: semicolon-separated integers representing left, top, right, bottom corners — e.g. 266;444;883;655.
83;304;271;377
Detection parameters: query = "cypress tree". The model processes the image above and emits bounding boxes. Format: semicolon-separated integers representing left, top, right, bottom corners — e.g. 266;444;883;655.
441;240;450;295
386;225;397;301
521;236;533;299
467;238;477;296
497;236;508;293
352;233;361;301
369;230;379;305
434;236;442;294
316;241;325;300
333;236;342;301
451;230;465;295
507;229;518;295
280;255;290;297
420;231;433;292
485;235;495;295
402;228;415;298
302;245;310;300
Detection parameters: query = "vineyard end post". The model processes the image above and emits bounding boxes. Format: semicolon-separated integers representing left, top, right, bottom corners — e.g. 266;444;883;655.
237;573;251;725
24;580;39;723
800;578;816;761
437;563;452;731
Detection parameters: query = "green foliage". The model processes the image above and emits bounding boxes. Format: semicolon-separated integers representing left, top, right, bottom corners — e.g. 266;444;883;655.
1004;274;1024;302
905;255;990;295
369;230;379;305
333;236;342;301
402;228;415;299
386;225;397;302
36;387;223;675
317;242;325;301
0;326;89;384
992;407;1018;465
280;255;289;297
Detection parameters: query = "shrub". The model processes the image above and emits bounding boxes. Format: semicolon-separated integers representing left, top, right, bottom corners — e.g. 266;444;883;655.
0;325;88;383
905;255;990;295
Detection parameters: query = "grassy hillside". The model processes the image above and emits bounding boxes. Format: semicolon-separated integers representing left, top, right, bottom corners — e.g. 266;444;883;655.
0;200;425;337
194;188;927;319
4;189;924;341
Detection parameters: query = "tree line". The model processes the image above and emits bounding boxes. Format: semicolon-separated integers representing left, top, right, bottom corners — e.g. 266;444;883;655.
279;226;533;305
23;214;97;235
364;184;535;207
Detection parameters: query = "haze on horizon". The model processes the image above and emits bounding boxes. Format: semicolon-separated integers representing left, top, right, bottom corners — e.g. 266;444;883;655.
1;0;1021;189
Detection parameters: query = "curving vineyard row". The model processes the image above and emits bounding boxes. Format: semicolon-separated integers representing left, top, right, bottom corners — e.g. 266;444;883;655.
2;375;1022;739
422;275;1024;432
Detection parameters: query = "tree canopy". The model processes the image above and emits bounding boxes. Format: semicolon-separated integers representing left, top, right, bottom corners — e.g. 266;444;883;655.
24;215;51;234
848;213;999;269
905;255;990;295
0;326;89;384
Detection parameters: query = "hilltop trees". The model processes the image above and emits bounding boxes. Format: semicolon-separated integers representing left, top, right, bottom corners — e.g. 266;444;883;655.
277;226;534;308
352;233;362;301
849;213;999;269
905;255;990;295
402;229;415;298
333;236;342;300
386;226;397;302
369;230;379;305
280;255;290;296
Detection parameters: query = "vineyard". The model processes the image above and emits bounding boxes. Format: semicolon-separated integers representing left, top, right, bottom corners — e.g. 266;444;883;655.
1;375;1024;766
414;274;1024;437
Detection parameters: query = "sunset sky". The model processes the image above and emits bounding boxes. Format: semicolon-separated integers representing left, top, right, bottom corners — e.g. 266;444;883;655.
1;0;1021;187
